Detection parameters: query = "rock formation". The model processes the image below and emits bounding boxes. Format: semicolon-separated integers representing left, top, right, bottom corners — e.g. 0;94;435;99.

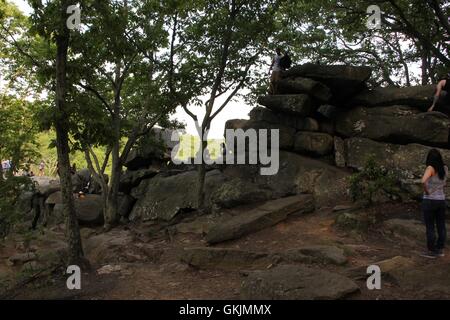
22;63;450;238
115;62;450;228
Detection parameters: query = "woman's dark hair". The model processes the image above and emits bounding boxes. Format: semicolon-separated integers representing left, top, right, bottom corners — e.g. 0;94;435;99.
426;149;446;180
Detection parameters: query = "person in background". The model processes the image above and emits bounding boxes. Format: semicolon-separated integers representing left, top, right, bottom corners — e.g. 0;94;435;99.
268;47;284;95
1;159;12;176
420;149;448;258
428;73;450;112
38;160;45;177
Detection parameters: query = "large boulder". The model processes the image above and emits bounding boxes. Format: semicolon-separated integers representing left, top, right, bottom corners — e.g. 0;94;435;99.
241;265;359;300
205;194;315;244
294;132;334;156
33;177;60;197
224;119;296;150
251;151;351;207
222;151;351;208
342;137;450;178
129;170;226;222
349;85;435;108
283;63;372;102
210;178;273;209
45;191;63;206
336;106;450;146
124;128;177;171
83;229;151;265
277;77;332;103
257;94;314;117
53;194;104;227
119;168;159;193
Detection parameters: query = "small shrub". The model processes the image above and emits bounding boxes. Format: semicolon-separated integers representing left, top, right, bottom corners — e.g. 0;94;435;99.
349;156;399;206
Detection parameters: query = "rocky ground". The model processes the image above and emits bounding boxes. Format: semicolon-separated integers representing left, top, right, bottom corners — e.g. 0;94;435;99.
1;199;450;300
5;63;450;300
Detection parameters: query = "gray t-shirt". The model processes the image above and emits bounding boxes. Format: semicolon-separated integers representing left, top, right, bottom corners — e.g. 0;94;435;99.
423;166;448;201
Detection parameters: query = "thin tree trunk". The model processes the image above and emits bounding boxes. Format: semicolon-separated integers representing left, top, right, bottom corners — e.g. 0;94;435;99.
105;139;121;229
84;147;109;226
197;138;208;210
105;99;122;230
421;51;429;85
54;17;86;267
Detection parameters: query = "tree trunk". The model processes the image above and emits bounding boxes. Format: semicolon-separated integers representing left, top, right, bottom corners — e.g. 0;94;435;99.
421;51;430;86
54;5;87;268
104;65;123;229
104;140;121;229
105;99;122;230
197;133;208;211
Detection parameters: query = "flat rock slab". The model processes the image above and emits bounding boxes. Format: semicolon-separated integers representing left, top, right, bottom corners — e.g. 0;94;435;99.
205;194;315;244
277;77;332;103
241;265;359;300
394;261;450;296
349;85;434;108
336;106;450;146
282;63;372;102
257;94;314;117
224;118;296;151
282;245;348;266
346;256;415;281
249;107;319;132
180;247;272;270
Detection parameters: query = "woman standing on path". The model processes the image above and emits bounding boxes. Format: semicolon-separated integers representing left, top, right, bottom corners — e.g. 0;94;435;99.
420;149;448;258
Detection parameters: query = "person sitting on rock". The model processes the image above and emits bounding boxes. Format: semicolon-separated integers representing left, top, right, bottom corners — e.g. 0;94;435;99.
268;47;284;95
428;73;450;112
420;148;448;259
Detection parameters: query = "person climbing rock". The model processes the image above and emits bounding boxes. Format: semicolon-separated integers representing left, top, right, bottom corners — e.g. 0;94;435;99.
420;149;448;259
268;47;284;95
428;73;450;112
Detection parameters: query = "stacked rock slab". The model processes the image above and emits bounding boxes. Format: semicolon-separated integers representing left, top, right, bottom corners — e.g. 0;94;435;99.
227;63;374;162
226;62;450;203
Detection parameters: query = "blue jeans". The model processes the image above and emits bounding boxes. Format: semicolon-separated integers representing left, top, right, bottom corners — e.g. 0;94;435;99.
421;199;447;252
